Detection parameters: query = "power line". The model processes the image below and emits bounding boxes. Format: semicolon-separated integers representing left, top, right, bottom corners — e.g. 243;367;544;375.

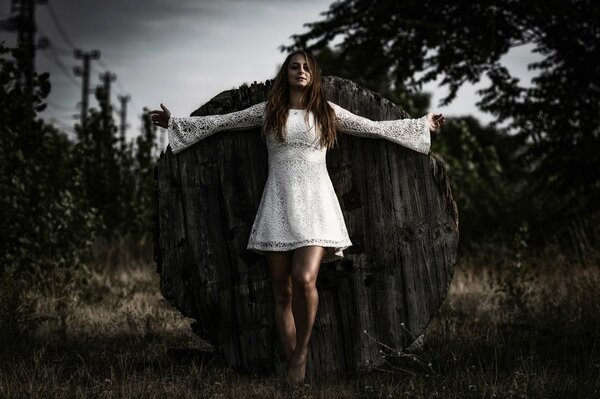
37;26;72;56
39;46;80;87
50;117;74;127
42;108;74;120
47;42;71;57
44;99;75;114
45;98;75;112
44;2;121;101
114;77;129;95
96;54;134;106
42;9;135;111
45;1;78;50
97;57;110;72
39;3;139;137
49;117;76;134
43;3;133;99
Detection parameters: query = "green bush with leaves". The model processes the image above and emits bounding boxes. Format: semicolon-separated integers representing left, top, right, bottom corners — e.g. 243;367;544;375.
0;42;100;278
0;41;102;338
70;86;158;242
431;116;526;250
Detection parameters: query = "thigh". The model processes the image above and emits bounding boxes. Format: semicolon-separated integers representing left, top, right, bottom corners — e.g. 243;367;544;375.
292;246;327;282
265;250;293;285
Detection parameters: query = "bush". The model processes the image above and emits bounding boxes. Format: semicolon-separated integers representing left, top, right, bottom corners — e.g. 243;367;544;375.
0;42;101;341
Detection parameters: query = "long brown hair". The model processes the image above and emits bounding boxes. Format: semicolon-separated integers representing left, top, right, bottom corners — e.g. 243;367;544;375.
262;50;338;149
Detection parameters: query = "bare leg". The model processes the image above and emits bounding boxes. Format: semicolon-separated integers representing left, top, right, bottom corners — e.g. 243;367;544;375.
265;251;295;367
288;245;326;384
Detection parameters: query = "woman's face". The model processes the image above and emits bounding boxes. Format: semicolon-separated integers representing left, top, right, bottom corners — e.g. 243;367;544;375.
287;53;312;90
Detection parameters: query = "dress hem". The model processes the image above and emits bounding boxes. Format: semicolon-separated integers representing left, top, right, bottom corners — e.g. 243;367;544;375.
247;239;352;264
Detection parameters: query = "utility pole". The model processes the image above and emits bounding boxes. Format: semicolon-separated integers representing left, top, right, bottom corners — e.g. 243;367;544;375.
73;49;100;136
98;71;116;134
99;71;116;106
1;0;48;140
118;94;130;150
17;0;34;112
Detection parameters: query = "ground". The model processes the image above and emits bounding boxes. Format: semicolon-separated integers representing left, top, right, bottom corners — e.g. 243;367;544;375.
0;244;598;398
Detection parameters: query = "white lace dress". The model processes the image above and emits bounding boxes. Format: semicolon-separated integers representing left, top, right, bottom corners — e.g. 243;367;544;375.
168;101;431;263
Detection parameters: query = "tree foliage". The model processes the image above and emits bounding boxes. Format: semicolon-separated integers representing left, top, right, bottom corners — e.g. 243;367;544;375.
72;85;159;240
285;0;600;245
431;116;527;248
0;39;159;276
315;46;432;116
0;42;99;276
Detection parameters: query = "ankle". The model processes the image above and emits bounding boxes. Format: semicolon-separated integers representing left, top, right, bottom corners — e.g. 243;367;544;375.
285;350;294;364
293;347;308;361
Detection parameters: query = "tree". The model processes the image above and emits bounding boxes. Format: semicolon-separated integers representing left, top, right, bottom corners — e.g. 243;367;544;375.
431;115;527;249
0;42;99;277
131;110;158;240
314;46;431;116
284;0;600;244
72;87;159;241
74;85;125;236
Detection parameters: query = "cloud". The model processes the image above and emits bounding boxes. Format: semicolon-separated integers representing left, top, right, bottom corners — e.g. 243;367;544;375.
34;1;230;56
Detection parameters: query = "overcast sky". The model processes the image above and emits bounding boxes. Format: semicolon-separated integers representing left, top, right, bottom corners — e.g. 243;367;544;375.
0;0;540;150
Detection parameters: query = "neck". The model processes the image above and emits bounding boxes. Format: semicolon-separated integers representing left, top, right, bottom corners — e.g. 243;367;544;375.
289;88;305;109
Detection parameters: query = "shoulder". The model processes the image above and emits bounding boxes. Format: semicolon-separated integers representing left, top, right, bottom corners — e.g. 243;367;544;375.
326;101;346;115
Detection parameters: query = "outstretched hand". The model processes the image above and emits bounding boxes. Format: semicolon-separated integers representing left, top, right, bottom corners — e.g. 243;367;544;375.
427;113;445;133
149;103;171;129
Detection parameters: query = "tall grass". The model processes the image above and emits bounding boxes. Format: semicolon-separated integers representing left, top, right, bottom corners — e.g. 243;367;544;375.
0;240;598;398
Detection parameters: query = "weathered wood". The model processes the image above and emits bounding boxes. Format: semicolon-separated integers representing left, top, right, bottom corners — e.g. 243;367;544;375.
153;76;459;378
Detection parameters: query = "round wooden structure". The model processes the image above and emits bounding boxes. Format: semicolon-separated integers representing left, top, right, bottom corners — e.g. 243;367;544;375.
153;76;459;378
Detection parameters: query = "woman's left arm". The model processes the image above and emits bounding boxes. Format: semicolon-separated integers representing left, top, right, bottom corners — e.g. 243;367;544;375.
328;101;444;154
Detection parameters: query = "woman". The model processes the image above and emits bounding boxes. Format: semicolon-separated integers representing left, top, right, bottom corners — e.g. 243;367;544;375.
150;50;445;384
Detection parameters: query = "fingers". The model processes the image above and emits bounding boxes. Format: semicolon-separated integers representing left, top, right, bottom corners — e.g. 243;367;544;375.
150;106;168;128
432;113;445;127
427;112;446;134
149;103;170;116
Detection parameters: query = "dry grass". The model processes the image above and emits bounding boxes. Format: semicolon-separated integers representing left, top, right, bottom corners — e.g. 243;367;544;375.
0;243;599;398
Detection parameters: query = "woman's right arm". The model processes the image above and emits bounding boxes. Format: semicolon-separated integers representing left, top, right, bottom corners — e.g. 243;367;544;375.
153;101;266;154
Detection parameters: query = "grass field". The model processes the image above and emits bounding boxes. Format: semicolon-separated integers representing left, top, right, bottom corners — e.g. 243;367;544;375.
1;242;599;398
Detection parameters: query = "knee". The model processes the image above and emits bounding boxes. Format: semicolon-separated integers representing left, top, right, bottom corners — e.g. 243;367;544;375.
291;270;316;290
273;282;293;306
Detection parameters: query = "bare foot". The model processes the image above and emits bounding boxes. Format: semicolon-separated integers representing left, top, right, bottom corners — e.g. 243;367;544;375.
287;351;307;384
285;347;295;368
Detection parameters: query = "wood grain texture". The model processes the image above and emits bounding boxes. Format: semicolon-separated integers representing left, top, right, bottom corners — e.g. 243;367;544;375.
153;76;459;378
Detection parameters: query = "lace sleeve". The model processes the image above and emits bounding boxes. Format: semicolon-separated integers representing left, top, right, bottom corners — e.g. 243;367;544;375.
168;101;266;154
328;101;431;154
